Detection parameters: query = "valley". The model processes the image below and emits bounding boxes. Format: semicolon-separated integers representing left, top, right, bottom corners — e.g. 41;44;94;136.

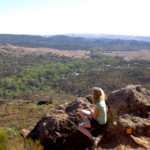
0;34;149;150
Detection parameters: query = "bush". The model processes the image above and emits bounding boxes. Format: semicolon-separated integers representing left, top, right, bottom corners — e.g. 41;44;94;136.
0;128;8;150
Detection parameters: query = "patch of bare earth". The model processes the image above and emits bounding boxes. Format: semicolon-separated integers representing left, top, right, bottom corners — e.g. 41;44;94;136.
104;50;150;61
0;44;90;58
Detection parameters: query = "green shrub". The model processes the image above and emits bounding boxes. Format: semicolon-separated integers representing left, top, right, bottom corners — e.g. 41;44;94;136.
0;128;8;150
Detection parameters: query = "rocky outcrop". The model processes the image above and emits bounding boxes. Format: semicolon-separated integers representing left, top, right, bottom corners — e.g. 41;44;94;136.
36;97;53;105
108;85;150;118
26;85;150;150
105;85;150;149
107;85;150;134
26;98;95;150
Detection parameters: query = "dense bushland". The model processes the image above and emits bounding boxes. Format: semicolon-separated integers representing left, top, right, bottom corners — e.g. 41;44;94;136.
0;53;149;99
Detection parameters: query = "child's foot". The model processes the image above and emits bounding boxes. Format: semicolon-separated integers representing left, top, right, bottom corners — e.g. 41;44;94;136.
92;136;102;148
20;128;30;137
86;136;95;144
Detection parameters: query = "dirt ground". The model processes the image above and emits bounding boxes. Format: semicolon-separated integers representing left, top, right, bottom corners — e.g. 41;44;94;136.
0;44;90;58
104;50;150;61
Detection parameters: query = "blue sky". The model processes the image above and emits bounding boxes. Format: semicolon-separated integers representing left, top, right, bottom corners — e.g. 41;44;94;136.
0;0;59;13
0;0;150;36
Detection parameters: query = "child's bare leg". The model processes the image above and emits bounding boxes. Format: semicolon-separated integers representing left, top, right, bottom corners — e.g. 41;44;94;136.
79;120;91;128
78;109;92;118
78;121;93;140
78;126;93;140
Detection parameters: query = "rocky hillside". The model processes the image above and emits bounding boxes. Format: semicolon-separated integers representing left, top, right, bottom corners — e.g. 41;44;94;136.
24;85;150;150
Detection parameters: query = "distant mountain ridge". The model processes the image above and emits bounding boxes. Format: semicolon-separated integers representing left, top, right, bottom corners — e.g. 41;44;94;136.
68;34;150;42
1;34;150;51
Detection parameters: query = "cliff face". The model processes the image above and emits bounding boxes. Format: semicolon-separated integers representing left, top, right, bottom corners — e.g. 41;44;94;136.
26;85;150;150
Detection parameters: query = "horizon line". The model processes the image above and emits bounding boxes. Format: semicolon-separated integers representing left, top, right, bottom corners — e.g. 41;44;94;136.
0;33;150;38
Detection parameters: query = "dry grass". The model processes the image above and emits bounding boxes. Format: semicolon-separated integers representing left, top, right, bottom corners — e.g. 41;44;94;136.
104;50;150;61
0;90;75;150
7;137;44;150
0;84;75;150
0;44;90;59
0;102;50;150
0;102;50;129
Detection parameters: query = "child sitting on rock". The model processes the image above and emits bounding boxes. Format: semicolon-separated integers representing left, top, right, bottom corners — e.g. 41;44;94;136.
77;87;107;141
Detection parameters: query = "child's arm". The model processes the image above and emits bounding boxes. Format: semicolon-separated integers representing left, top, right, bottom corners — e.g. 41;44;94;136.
91;107;100;119
80;109;91;115
77;109;92;118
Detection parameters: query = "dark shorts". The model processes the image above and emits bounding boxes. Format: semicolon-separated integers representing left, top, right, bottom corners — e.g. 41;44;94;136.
90;119;107;136
90;119;107;129
90;119;100;127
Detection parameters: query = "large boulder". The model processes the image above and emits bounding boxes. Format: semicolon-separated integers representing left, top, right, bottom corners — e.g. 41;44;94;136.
104;85;150;149
107;85;150;133
35;96;53;105
107;85;150;117
27;98;95;150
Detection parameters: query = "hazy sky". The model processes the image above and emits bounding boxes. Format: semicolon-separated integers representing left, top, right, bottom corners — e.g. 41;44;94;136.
0;0;150;36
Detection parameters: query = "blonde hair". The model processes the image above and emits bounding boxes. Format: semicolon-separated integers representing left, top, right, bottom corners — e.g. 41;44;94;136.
92;87;106;101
